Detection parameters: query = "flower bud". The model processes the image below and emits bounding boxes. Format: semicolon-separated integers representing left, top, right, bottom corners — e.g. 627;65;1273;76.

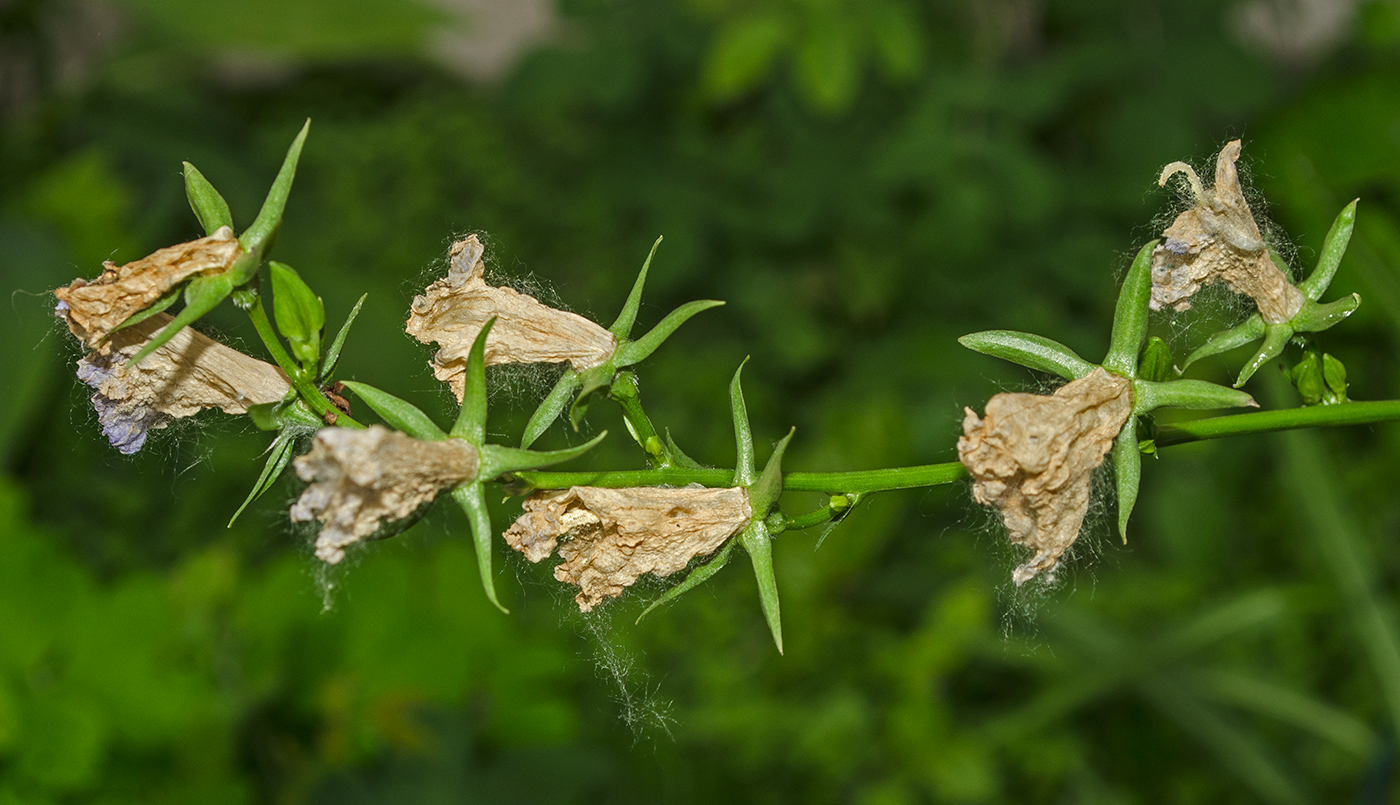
1152;140;1304;323
53;227;242;348
72;312;289;454
290;425;480;564
958;368;1132;585
504;485;753;611
406;235;617;401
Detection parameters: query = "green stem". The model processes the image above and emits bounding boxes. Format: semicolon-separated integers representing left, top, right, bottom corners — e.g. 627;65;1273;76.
778;506;842;533
1155;400;1400;447
512;462;968;495
246;295;364;429
608;371;666;464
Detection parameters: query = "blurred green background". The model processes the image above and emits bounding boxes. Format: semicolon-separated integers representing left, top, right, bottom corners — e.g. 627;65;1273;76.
5;0;1400;801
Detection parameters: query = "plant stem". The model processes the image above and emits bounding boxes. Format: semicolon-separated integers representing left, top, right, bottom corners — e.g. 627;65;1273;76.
246;295;364;429
608;371;666;464
1154;400;1400;446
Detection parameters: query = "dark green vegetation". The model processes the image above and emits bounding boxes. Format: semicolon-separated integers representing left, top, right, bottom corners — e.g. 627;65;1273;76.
5;0;1400;801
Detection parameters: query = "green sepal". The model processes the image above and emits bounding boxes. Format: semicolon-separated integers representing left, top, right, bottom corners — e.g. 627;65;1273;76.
521;370;581;447
340;381;447;440
124;272;234;368
1289;347;1348;406
1293;294;1361;333
1236;324;1293;387
451;317;494;443
635;539;737;624
319;293;366;382
1322;353;1348;404
1182;315;1266;370
1299;200;1357;301
1138;336;1176;382
663;429;707;470
567;365;611;430
614;300;725;367
814;493;861;550
1102;240;1158;376
957;330;1095;380
749;427;794;515
1112;423;1141;543
269;262;324;368
730;358;756;486
739;519;784;654
610;236;662;337
182;161;233;236
450;483;508;614
241;119;310;261
246;401;282;431
478;432;607;479
1134;379;1257;413
110;285;181;336
228;430;297;527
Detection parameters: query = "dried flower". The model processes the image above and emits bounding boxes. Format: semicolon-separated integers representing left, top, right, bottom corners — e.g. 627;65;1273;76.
53;227;242;348
958;368;1133;585
405;235;617;401
1152;140;1305;323
290;425;480;564
503;485;753;611
71;311;290;454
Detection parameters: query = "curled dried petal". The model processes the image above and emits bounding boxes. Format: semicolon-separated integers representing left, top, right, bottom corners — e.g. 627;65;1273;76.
73;312;290;454
503;485;753;612
958;368;1133;585
405;235;617;401
1152;140;1304;323
290;425;479;564
53;227;242;348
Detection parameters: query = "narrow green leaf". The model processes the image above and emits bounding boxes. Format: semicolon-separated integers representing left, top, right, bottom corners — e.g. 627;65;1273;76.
479;431;606;478
740;520;783;654
182;162;233;235
1236;323;1293;387
340;380;446;440
1182;315;1266;370
241;119;310;259
1112;424;1140;543
636;540;736;624
1135;379;1258;413
319;293;366;381
451;317;495;443
1102;240;1158;376
450;483;508;614
957;330;1095;380
1299;200;1357;301
750;427;794;515
124;273;234;368
228;431;296;527
615;300;725;367
1137;336;1175;382
567;365;612;430
610;236;662;337
730;358;755;486
110;286;180;335
663;428;707;470
269;261;324;368
522;370;581;447
1292;293;1361;333
814;493;861;550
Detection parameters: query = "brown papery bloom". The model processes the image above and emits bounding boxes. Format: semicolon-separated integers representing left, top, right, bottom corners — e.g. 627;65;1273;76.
958;368;1132;586
1151;140;1304;323
504;485;753;612
54;227;242;348
405;235;617;401
290;426;480;565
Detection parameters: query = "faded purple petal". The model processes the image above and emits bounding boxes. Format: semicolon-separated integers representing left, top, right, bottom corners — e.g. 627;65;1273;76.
76;351;170;454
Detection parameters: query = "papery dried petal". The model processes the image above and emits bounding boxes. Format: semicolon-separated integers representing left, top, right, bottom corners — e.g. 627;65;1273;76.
54;227;241;348
1151;140;1304;323
290;425;479;564
73;312;290;454
504;485;753;611
958;368;1132;585
405;235;617;401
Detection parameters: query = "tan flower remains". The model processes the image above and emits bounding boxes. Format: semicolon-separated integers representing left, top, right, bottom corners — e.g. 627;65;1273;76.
1152;140;1304;323
74;312;290;454
958;368;1133;585
504;485;753;611
290;426;480;564
54;227;242;348
405;235;618;401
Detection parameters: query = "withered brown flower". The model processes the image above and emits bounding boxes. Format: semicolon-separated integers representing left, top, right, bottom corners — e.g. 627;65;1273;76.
74;312;290;454
53;226;242;348
503;485;753;611
1152;140;1304;323
290;426;480;564
289;425;481;562
405;235;617;401
958;368;1133;585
